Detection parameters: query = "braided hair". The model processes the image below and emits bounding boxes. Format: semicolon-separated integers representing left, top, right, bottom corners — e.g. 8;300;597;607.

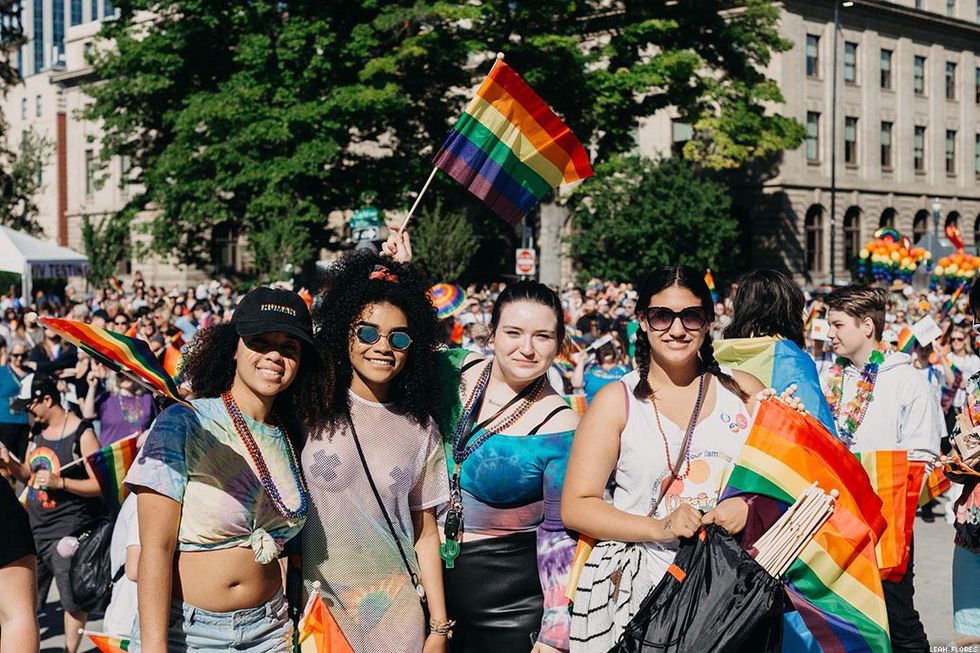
632;265;747;401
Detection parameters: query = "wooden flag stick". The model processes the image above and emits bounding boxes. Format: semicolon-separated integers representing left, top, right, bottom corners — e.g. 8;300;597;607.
755;484;818;566
398;166;439;232
769;491;836;577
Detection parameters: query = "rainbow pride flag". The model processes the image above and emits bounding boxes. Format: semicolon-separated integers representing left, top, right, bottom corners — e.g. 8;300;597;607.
942;280;969;318
704;268;718;304
297;591;353;653
919;465;951;507
40;317;187;406
563;394;587;416
434;57;593;226
856;452;925;582
88;434;140;512
721;400;890;652
896;326;916;354
83;630;130;652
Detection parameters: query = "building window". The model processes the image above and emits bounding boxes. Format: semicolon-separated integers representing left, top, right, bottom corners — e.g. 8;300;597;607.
32;0;43;74
20;97;26;120
975;67;980;103
915;0;922;7
120;154;132;188
948;0;956;16
880;49;892;89
85;149;96;195
805;206;824;274
913;210;929;243
946;130;957;174
946;62;957;99
880;121;893;168
15;48;22;77
844;117;858;165
880;208;897;228
53;0;64;64
914;126;926;171
34;95;40;117
671;121;692;156
806;35;819;78
806;112;820;162
71;0;83;25
844;208;861;274
914;55;926;95
212;222;240;273
975;134;980;177
91;0;98;20
844;42;857;84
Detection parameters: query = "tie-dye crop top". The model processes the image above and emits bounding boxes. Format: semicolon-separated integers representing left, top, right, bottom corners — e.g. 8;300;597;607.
124;398;307;564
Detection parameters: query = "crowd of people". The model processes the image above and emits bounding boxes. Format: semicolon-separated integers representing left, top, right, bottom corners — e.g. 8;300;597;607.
0;232;976;653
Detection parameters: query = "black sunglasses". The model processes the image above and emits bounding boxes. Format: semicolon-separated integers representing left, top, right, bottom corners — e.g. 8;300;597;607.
643;306;708;332
355;324;412;351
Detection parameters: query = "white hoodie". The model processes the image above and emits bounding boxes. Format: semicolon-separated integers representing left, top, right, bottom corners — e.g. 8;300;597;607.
823;351;942;462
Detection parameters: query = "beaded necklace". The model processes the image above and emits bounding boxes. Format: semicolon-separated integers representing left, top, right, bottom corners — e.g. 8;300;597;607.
825;344;886;447
650;370;705;481
440;361;544;568
221;391;308;521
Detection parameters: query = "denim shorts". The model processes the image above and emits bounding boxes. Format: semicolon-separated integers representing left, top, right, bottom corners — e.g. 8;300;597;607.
130;589;291;652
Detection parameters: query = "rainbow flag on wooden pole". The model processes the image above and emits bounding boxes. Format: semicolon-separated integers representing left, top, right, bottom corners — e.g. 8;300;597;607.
400;54;593;230
81;629;130;653
88;433;140;512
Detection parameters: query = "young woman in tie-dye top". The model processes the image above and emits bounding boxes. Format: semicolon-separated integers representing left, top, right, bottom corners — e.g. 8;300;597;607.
125;288;329;653
433;282;579;653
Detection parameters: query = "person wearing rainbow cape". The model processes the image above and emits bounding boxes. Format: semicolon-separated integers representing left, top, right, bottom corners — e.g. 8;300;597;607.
821;285;944;653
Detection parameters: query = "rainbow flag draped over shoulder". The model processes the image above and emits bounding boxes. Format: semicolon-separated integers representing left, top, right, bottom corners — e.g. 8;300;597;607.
713;336;839;438
722;400;890;653
39;317;187;406
855;452;926;582
88;434;140;512
83;631;130;653
434;57;593;226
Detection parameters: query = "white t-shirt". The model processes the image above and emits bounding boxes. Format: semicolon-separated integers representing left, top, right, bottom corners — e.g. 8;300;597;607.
102;493;140;636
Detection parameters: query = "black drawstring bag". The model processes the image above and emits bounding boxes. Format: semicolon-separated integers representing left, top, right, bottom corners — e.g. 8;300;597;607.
69;517;115;613
611;524;784;653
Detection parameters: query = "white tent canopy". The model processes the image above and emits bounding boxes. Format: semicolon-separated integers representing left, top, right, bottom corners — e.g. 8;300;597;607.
0;226;89;301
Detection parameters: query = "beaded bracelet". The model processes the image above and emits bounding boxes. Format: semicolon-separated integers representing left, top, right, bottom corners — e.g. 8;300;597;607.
429;618;456;636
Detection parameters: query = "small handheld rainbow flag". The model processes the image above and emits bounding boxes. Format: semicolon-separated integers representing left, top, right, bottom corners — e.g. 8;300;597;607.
563;394;587;416
434;56;593;227
704;269;718;304
942;280;970;318
919;465;952;507
297;589;353;653
88;433;140;512
896;325;916;353
82;630;130;653
39;317;187;407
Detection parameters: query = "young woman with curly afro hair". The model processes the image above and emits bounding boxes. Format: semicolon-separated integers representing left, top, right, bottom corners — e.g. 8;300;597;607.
382;232;580;653
300;248;451;653
123;287;328;653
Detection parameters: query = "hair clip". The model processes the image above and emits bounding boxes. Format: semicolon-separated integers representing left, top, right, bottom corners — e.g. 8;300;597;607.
368;265;400;283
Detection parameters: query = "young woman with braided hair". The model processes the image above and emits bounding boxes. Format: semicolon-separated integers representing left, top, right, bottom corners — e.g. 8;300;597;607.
562;265;766;652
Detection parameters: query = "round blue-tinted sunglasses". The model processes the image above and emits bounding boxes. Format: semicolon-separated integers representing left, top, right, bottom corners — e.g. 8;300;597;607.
355;324;413;351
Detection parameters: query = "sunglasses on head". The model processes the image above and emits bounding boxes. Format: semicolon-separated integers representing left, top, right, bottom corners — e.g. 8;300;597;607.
355;324;412;351
643;306;708;332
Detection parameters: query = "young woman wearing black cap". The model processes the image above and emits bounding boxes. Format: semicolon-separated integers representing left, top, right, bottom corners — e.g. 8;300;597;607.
124;287;328;653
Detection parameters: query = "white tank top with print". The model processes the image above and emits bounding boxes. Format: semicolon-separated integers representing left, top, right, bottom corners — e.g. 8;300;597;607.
613;368;751;582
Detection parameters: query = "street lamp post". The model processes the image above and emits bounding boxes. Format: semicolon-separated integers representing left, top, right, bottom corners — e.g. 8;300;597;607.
932;197;942;239
829;0;853;286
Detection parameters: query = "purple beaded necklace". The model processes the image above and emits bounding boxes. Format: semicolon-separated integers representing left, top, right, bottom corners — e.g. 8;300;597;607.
221;391;308;521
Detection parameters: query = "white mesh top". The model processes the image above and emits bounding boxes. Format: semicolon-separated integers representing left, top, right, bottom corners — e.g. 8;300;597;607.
301;392;448;652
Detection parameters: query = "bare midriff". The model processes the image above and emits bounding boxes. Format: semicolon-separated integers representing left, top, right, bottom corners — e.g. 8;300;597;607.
172;546;281;612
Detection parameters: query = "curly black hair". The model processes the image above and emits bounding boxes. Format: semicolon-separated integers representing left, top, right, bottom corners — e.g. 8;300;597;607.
313;250;442;432
180;323;330;448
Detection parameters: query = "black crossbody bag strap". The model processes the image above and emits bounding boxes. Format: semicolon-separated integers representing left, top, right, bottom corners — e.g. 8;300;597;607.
346;413;427;606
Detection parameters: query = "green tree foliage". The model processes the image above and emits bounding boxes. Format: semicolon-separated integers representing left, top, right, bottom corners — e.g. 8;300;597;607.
411;199;480;283
566;156;740;283
84;1;799;277
81;210;133;287
0;128;53;235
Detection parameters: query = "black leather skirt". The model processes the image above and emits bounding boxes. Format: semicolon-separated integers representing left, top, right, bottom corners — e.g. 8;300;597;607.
444;530;543;653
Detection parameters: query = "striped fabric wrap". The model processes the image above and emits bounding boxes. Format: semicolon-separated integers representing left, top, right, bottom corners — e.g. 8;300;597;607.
39;317;187;406
721;400;891;653
88;434;140;513
855;452;926;582
434;58;593;226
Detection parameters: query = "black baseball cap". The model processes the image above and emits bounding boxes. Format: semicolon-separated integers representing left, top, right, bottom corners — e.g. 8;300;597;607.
11;373;60;411
232;287;314;346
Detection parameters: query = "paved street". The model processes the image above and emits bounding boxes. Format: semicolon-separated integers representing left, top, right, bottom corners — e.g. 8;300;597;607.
39;510;963;651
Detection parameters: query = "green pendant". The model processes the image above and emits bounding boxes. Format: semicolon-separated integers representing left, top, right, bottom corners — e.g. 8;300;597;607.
440;539;461;568
869;349;885;365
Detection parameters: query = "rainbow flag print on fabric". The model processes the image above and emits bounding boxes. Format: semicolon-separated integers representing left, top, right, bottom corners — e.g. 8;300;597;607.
563;394;587;416
297;591;353;653
88;434;140;512
856;451;926;582
704;269;718;304
39;317;187;406
84;631;130;653
434;57;593;227
713;336;839;438
919;465;951;507
896;326;916;354
721;399;890;653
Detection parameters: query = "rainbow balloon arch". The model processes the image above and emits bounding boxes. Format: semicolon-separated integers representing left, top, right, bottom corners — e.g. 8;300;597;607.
856;226;979;292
